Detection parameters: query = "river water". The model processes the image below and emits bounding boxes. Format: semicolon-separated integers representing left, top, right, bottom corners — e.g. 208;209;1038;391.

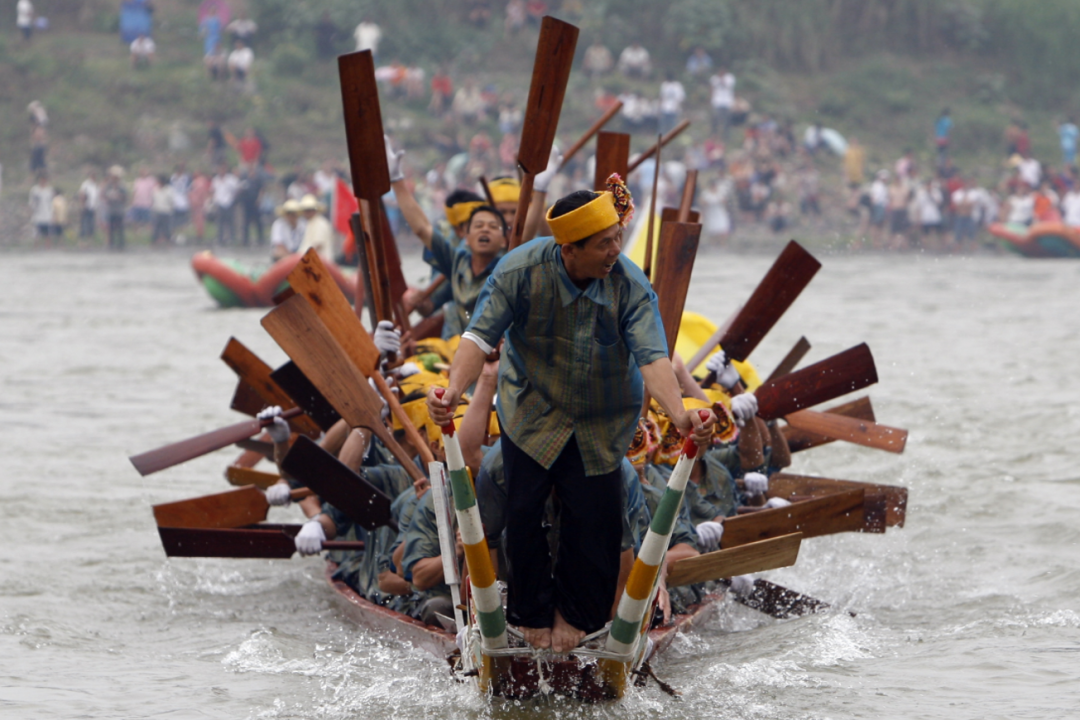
1;246;1078;719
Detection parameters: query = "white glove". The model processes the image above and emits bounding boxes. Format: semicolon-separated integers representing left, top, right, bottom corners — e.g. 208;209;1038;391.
295;518;326;555
385;135;405;183
763;497;792;510
744;472;769;496
369;377;389;420
533;146;563;193
730;393;758;427
729;574;755;597
695;521;725;552
706;351;742;390
398;361;420;378
373;320;401;355
265;482;292;506
257;405;292;443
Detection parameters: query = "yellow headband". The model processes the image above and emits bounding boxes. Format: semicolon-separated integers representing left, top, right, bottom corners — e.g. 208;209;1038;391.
546;192;619;245
445;201;484;228
488;178;520;204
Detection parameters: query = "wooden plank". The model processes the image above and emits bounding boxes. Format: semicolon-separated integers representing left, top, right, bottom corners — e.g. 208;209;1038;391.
593;131;630;191
337;51;391;201
651;222;702;358
769;473;908;528
783;396;876;452
755;343;878;420
158;526;364;559
627;119;690;173
667;533;801;588
225;466;280;489
660;206;700;224
261;295;426;484
721;488;866;548
270;361;342;432
220;337;322;437
230;379;264;417
785;410;907;453
152;485;270;529
764;336;811;383
676;170;697;223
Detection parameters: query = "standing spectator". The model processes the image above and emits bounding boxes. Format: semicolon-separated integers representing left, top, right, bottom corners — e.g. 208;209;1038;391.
189;169;211;242
869;170;889;245
130;168;156;226
315;12;338;60
233;127;263;167
582;39;613;78
1004;182;1034;227
951;180;978;250
270;199;305;260
170;163;191;232
429;67;453;117
1061;178;1080;228
103;168;128;250
226;12;257;46
29;124;48;173
803;123;822;154
658;72;685;136
130;34;156;68
843;137;866;186
51;189;68;241
1018;155;1042;188
709;66;735;140
227;40;254;86
505;0;526;37
524;0;547;25
934;108;953;164
1015;122;1031;158
686;47;712;77
238;166;265;246
16;0;33;41
78;168;100;240
207;121;227;166
1057;118;1078;167
354;18;382;55
700;173;733;242
796;159;821;216
204;41;226;80
298;194;333;257
151;175;174;245
199;10;222;60
29;173;54;242
211;164;240;246
452;80;486;124
618;42;651;78
27;100;48;128
498;102;522;135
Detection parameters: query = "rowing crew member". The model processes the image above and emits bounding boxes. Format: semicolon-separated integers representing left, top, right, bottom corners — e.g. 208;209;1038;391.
428;178;716;653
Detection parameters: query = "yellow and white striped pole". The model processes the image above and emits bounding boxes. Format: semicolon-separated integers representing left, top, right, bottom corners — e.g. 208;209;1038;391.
434;389;508;650
605;410;709;656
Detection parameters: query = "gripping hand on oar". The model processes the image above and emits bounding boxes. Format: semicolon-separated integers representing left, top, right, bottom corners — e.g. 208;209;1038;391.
674;404;716;448
705;350;741;390
257;406;292;444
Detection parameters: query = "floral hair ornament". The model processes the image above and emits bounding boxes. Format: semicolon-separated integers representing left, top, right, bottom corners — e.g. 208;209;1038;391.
605;173;635;226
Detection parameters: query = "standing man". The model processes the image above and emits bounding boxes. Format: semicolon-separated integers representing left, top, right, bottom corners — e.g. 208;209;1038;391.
935;108;953;165
297;194;333;258
658;72;685;136
78;168;100;241
709;66;735;140
428;183;715;653
354;17;382;56
211;164;239;246
16;0;33;41
103;168;128;251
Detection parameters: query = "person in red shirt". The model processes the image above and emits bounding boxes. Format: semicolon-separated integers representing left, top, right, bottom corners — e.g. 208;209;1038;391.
236;127;263;167
430;68;453;118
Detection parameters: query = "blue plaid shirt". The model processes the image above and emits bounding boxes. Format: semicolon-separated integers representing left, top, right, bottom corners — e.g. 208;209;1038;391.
466;237;667;476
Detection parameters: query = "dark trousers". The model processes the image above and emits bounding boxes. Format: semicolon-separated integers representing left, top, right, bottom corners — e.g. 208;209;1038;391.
502;432;622;633
241;202;263;246
80;209;96;238
216;203;235;245
108;214;124;250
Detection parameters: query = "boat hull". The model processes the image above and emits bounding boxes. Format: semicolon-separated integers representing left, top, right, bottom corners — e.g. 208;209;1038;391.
989;222;1080;258
191;252;357;308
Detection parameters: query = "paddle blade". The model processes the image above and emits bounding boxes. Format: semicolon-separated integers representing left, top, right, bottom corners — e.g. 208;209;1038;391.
338;51;390;200
225;465;280;489
735;578;833;619
270;361;342;432
130;416;266;477
280;436;397;531
721;488;866;548
652;222;702;358
783;396;875;452
221;337;321;437
755;343;877;420
517;16;579;173
152;485;269;529
769;472;908;528
785;410;907;453
660;206;700;225
593;131;630;191
159;525;299;558
234;438;274;459
230;379;264;417
719;241;822;362
667;533;801;588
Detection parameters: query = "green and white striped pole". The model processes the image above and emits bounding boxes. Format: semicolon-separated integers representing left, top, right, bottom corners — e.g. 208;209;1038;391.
433;389;508;650
605;410;709;656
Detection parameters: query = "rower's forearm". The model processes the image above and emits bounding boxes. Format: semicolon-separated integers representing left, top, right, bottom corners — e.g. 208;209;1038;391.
410;556;444;591
391;179;433;247
448;338;489;397
768;421;792;469
459;371;497;471
673;352;709;402
640;358;685;420
522;190;546;244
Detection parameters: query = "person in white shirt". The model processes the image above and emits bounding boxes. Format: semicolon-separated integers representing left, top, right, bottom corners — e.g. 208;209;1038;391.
658;73;685;136
709;68;735;139
226;12;257;45
78;169;100;239
228;40;254;82
170;163;191;230
1061;187;1080;228
270;199;307;260
583;39;612;77
354;19;382;55
1005;183;1035;226
211;165;240;245
130;34;156;68
1018;156;1041;188
17;0;33;41
618;43;650;78
29;173;54;239
151;174;174;244
298;194;334;258
951;183;978;248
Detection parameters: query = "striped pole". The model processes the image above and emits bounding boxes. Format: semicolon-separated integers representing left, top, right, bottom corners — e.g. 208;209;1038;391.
605;411;708;656
433;389;508;650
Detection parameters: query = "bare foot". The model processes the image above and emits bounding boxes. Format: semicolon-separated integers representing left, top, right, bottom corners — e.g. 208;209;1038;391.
551;609;586;653
521;626;552;649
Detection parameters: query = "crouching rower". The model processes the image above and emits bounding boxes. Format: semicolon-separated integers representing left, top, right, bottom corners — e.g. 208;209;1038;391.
428;178;716;653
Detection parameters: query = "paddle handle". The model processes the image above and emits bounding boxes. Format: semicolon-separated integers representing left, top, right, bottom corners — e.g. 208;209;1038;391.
507;172;535;251
560;100;623;164
433;388;456;435
322;541;367;550
264;406;304;426
627;119;690;173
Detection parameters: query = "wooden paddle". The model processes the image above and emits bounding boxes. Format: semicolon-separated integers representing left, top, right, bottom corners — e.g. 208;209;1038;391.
408;275;447;314
234;438;274;459
562;101;624;166
642;133;662;279
676;170;698;223
129;407;304;477
661;206;700;224
667;533;801;587
261;294;427;486
230;379;264;417
735;578;835;619
508;16;579;250
627;119;690;173
754;343;878;420
784;410;907;454
351;212;377;325
770;472;908;528
152;485;312;530
652;222;703;358
158;525;364;559
720;488;866;548
593;131;630;191
269;361;342;432
284;249;434;467
225;466;280;489
783;396;875;452
280;435;398;532
220;337;322;437
764;336;811;383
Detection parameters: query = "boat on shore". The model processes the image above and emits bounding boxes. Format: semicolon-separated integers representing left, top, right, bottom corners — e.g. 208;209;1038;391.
988;222;1080;258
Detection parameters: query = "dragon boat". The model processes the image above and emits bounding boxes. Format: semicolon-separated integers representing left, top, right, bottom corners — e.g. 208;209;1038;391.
988;221;1080;258
191;251;358;308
